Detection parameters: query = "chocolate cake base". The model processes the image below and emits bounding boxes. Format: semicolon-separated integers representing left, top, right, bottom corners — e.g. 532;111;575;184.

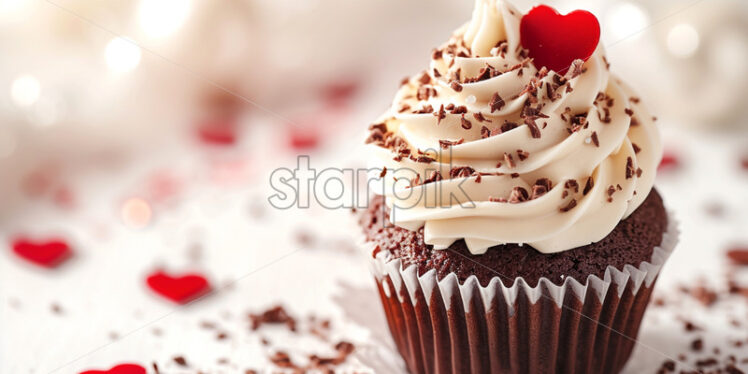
360;189;668;287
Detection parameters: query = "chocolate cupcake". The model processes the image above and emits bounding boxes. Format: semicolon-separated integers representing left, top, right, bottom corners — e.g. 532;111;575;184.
359;1;677;373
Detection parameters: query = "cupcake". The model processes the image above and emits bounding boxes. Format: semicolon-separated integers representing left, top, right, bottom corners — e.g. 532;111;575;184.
359;1;677;373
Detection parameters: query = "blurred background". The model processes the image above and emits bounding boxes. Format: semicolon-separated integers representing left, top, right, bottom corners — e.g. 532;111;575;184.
1;0;747;212
1;0;748;373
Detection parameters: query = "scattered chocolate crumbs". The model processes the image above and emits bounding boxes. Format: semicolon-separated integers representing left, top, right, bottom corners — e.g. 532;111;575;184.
726;247;748;265
690;285;718;306
632;143;641;154
414;104;434;114
461;116;472;130
508;187;529;204
625;108;635;116
696;358;718;367
691;338;704;351
531;180;549;200
598;107;612;124
270;351;297;369
450;81;463;92
590;132;600;147
450;105;468;115
50;303;63;315
423;171;443;184
560;199;577;212
583;177;594;196
249;306;297;332
607;185;617;202
566;60;587;79
516;149;529;161
501;121;518;133
379;167;387;178
684;320;702;332
625;157;635;179
525;118;541;138
173;356;188;367
504;153;516;168
480;126;491;139
473;112;491;123
418;72;431;85
489;93;505;112
439;138;464;149
564;179;579;193
417;85;436;101
660;360;676;372
152;362;160;374
434;104;447;124
449;166;475;179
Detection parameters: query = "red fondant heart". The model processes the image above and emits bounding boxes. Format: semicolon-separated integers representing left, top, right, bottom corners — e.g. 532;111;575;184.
146;270;211;304
520;5;600;73
12;238;72;268
79;363;146;374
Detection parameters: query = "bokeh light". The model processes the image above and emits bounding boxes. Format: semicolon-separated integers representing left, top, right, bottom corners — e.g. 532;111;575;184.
105;37;142;73
606;2;649;41
10;74;40;108
667;24;700;58
121;197;153;228
138;0;191;38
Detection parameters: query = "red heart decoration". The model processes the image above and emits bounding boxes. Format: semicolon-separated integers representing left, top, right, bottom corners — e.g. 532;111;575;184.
146;270;211;304
12;238;72;268
520;5;600;74
79;363;146;374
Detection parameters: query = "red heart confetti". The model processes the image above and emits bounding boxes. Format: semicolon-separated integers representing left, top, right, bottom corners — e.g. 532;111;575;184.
79;363;146;374
288;126;320;151
197;117;238;146
12;238;72;268
520;5;600;73
321;79;359;109
146;270;211;304
658;151;680;171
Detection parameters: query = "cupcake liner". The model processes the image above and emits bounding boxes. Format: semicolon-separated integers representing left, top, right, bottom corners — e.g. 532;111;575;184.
361;213;678;374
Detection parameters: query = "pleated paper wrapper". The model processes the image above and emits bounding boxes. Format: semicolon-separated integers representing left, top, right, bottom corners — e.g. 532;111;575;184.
362;215;678;374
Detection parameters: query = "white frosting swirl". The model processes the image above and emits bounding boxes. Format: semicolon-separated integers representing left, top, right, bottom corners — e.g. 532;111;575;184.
367;0;662;255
